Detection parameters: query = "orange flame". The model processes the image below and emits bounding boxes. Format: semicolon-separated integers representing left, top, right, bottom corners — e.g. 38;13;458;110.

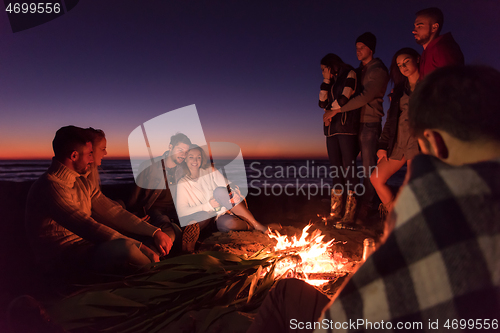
267;224;349;286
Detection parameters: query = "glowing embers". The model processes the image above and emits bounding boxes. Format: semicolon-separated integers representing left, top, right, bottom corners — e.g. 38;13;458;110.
267;224;349;286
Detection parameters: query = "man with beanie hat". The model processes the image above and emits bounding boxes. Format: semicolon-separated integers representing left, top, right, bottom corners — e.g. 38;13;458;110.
324;32;389;222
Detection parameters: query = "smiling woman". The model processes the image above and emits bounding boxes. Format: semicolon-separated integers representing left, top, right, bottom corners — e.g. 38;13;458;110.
86;127;108;189
176;145;268;238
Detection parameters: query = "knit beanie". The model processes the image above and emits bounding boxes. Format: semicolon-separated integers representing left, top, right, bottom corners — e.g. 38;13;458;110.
356;32;376;54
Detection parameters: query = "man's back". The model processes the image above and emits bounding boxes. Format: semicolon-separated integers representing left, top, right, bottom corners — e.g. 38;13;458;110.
316;154;500;330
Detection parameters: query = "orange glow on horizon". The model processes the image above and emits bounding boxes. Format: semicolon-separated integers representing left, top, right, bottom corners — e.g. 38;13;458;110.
0;135;328;160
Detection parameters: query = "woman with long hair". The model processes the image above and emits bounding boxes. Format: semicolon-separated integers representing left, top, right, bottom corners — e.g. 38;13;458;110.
370;48;420;215
176;145;268;241
320;53;360;224
86;127;107;188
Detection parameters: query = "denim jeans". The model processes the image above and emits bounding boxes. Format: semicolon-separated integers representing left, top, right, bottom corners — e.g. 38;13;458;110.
326;134;359;188
359;121;382;206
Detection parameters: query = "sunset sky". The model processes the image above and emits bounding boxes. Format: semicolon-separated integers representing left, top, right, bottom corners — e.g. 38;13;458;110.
1;0;499;159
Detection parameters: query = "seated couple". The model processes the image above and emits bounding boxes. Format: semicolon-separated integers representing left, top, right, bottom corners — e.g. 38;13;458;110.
127;133;268;253
176;145;268;251
25;126;174;277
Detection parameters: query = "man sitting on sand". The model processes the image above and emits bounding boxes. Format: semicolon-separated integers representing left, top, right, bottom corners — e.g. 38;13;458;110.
247;65;500;333
128;133;201;252
25;126;174;274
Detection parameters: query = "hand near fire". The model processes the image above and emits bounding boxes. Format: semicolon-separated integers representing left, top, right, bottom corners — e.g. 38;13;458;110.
377;149;388;163
153;230;174;256
229;190;242;206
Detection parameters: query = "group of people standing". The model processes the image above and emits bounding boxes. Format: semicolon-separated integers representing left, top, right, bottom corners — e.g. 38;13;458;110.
247;8;500;333
319;7;464;224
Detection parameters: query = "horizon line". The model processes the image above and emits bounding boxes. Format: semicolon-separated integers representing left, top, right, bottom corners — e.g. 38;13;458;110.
0;155;331;161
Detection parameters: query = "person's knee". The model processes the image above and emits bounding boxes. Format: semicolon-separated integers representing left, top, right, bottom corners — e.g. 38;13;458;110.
149;213;173;228
370;170;382;187
217;216;247;232
91;239;150;273
217;218;237;232
106;239;150;265
106;239;140;261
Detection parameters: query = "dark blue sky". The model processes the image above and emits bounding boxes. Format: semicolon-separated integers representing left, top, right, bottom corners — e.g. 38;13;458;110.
1;0;499;158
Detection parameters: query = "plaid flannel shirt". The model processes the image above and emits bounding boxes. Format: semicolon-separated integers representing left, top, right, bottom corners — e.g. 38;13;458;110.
315;154;500;332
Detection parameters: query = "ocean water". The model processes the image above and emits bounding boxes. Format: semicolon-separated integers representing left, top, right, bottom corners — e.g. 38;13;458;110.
0;159;406;188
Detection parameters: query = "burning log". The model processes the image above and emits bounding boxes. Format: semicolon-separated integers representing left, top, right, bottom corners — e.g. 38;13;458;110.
301;272;347;280
265;224;352;288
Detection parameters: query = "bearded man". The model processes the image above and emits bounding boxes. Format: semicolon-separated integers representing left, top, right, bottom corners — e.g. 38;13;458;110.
413;7;464;78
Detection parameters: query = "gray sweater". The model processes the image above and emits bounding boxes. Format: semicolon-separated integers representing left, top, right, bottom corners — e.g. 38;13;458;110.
340;58;389;123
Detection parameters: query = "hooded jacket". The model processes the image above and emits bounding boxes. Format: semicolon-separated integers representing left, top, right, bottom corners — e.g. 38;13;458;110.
339;58;389;123
420;32;464;79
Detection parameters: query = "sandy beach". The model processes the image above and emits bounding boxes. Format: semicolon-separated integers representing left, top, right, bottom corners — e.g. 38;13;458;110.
0;180;385;331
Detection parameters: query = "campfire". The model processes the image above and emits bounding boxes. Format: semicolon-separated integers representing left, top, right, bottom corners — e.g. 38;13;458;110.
48;225;362;331
266;224;352;286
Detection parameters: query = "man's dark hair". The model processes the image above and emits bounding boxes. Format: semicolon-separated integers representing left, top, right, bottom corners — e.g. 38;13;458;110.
170;132;191;148
416;7;444;35
409;65;500;142
52;125;90;159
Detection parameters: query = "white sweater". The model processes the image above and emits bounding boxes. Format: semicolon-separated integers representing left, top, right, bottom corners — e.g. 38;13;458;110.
175;167;228;218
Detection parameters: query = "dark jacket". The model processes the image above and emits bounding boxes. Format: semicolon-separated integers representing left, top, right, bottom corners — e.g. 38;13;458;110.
127;151;185;217
377;84;406;156
319;64;361;136
339;58;389;123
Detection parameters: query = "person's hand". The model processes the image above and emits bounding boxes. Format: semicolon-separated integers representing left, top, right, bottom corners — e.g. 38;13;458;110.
322;66;331;83
323;109;340;124
388;88;394;102
229;191;242;205
153;230;174;256
140;243;159;263
377;149;388;163
209;198;220;208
